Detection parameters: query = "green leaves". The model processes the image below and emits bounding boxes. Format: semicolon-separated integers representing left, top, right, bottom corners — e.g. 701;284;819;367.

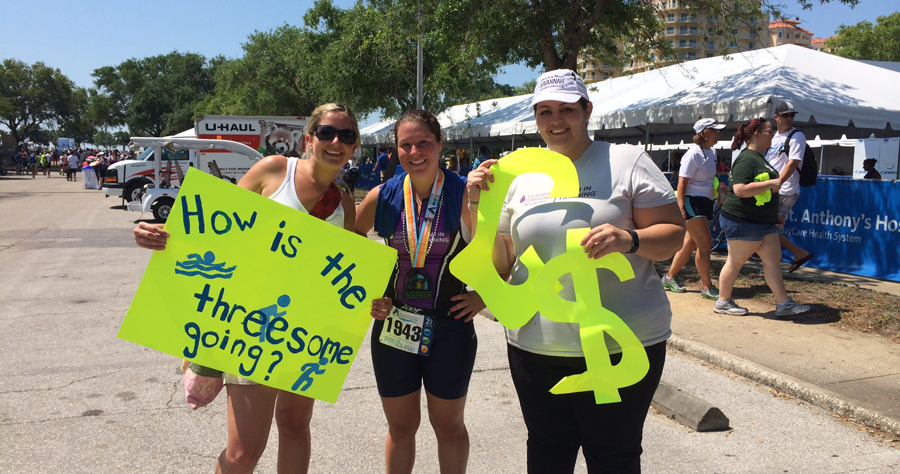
0;59;78;146
826;12;900;62
92;52;215;137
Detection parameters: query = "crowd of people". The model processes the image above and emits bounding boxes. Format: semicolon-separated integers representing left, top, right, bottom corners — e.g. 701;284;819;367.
124;70;831;474
6;146;134;189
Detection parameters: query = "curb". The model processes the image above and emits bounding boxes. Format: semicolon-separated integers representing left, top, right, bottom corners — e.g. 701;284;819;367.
667;335;900;438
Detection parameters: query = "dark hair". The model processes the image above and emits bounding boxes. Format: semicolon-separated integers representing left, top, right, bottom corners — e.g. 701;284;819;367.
532;97;589;114
394;109;442;145
479;145;488;154
731;118;770;150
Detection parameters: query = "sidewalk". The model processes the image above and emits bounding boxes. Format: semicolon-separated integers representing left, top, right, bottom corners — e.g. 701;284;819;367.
664;254;900;437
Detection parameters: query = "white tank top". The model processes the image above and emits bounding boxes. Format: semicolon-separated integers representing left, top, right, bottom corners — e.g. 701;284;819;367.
267;157;345;228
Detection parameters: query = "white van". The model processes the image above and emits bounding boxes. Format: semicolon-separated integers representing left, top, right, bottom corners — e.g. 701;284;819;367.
102;116;308;202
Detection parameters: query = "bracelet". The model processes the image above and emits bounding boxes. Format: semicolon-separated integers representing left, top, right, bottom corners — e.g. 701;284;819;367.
626;229;640;254
468;199;479;205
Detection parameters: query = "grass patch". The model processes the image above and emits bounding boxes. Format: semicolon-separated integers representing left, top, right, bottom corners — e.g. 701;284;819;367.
660;254;900;343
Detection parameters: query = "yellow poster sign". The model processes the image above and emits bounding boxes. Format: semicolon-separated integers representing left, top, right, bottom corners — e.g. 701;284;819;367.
118;168;397;403
450;149;650;404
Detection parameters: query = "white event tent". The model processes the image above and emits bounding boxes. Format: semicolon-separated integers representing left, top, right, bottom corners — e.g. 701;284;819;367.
360;45;900;149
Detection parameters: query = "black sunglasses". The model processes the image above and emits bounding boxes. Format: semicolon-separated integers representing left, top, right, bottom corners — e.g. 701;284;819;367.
779;112;797;118
312;125;357;145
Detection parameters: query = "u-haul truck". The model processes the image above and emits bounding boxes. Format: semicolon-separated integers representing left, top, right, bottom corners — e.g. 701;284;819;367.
102;116;307;203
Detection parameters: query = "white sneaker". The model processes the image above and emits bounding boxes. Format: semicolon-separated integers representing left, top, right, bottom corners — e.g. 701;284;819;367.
775;298;811;317
661;275;686;293
714;299;748;316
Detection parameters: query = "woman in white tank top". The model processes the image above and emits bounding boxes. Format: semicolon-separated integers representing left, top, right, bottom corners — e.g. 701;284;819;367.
134;103;359;473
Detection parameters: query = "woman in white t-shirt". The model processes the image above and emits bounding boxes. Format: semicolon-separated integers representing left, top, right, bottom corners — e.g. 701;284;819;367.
661;118;725;300
467;70;685;473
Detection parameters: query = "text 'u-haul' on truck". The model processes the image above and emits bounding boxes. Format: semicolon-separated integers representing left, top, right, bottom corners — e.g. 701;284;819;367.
101;116;307;203
124;137;264;222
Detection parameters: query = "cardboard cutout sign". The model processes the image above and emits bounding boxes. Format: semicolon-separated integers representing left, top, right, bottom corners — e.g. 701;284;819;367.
450;148;650;403
119;169;397;403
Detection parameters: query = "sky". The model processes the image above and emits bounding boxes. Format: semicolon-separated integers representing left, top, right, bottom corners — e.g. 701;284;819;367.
1;0;895;125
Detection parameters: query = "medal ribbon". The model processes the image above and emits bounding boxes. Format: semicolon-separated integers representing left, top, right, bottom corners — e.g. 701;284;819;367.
403;171;445;268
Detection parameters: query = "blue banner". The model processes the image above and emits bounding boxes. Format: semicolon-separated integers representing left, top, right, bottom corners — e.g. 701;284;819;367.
781;177;900;282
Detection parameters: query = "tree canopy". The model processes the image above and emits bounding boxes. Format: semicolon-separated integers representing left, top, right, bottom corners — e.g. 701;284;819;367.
91;52;216;137
0;59;79;146
825;11;900;61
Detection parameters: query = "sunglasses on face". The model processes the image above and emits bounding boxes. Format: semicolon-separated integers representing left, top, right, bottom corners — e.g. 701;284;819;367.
312;125;357;145
779;113;797;118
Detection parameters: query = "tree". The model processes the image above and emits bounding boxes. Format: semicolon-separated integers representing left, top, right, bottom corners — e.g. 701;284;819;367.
826;11;900;61
303;0;511;118
58;87;96;145
91;52;216;137
415;0;864;74
0;59;78;146
197;27;325;116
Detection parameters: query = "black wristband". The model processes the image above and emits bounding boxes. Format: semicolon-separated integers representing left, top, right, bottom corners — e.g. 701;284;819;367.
626;229;640;254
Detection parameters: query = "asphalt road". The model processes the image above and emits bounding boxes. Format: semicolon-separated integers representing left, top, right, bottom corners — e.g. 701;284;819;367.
1;174;898;473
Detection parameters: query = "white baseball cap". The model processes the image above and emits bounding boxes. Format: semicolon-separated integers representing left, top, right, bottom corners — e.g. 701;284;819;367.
531;69;589;106
693;118;726;134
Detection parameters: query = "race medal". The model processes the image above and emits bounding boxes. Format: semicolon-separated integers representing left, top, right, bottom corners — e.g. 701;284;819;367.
379;307;434;356
403;268;434;300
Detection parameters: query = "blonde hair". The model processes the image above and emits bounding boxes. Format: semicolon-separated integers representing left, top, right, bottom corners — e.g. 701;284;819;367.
304;103;359;159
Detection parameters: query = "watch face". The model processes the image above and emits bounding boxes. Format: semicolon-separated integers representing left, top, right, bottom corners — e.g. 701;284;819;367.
403;268;433;300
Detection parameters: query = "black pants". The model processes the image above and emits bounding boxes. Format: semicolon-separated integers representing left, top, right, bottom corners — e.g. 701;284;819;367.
507;341;667;474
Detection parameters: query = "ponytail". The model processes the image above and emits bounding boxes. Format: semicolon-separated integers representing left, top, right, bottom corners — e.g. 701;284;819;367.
731;118;767;150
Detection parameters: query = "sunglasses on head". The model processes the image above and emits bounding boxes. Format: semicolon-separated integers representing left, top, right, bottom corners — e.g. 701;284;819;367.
312;125;357;145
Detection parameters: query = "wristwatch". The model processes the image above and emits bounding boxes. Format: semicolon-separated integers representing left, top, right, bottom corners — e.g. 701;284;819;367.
626;229;640;254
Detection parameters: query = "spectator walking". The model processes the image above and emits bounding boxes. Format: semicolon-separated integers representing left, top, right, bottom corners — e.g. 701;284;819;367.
66;153;78;181
714;117;811;317
662;118;725;299
765;101;814;273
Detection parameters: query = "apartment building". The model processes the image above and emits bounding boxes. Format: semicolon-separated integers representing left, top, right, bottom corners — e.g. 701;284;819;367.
769;19;814;48
578;0;771;83
811;37;827;52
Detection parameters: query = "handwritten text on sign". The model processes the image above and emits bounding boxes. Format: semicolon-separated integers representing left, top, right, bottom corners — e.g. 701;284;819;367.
118;168;397;403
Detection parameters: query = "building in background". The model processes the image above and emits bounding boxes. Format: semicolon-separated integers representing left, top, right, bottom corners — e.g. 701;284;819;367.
768;19;814;48
811;37;832;52
578;0;776;83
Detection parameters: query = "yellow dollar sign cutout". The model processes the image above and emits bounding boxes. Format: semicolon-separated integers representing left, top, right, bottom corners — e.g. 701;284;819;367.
450;149;650;404
450;148;579;328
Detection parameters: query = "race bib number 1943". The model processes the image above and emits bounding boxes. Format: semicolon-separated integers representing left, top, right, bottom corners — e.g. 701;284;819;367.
379;308;434;356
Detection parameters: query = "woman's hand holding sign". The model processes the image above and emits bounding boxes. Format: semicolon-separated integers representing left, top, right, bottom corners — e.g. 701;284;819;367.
465;159;498;215
134;222;169;251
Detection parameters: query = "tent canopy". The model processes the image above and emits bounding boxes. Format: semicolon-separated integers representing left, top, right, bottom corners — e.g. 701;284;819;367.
361;45;900;148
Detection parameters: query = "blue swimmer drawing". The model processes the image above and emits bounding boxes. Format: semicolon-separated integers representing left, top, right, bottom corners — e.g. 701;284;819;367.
292;357;328;391
256;295;291;342
175;251;237;279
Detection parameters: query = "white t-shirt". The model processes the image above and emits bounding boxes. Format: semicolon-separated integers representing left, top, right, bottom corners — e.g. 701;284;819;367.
765;128;806;196
678;144;717;199
67;155;78;169
498;141;676;357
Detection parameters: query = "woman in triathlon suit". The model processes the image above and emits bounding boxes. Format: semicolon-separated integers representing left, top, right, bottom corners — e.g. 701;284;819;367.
355;109;485;474
133;103;359;474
